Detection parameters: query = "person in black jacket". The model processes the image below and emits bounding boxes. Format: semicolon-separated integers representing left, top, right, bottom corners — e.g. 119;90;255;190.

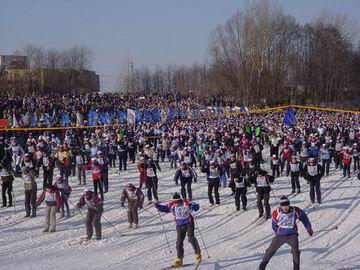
0;162;14;207
145;159;159;204
227;154;243;196
289;156;302;194
251;169;274;219
117;139;128;172
127;137;136;164
233;170;249;211
303;158;324;205
174;161;197;201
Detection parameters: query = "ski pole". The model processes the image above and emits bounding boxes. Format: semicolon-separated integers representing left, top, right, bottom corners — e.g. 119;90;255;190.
193;216;210;258
68;198;86;223
101;215;124;236
271;189;278;204
142;207;157;218
12;190;16;217
157;210;172;254
316;226;338;233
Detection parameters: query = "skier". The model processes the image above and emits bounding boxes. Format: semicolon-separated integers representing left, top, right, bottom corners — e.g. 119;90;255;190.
280;142;293;176
41;150;55;188
270;155;280;178
117;139;128;172
137;156;147;188
84;158;104;200
22;167;37;217
75;188;104;240
233;170;249;211
303;158;324;205
120;183;144;229
174;161;197;201
251;169;274;219
340;146;352;178
205;160;221;206
227;154;243;196
54;145;70;182
258;196;313;270
0;162;14;208
145;158;159;204
289;156;301;194
319;144;331;176
75;150;86;185
35;183;61;232
53;175;72;218
155;193;202;267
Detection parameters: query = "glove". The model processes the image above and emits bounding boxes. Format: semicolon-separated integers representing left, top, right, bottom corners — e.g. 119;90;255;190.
307;228;313;237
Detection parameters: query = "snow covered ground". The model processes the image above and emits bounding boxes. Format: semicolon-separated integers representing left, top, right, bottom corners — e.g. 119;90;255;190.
1;150;360;270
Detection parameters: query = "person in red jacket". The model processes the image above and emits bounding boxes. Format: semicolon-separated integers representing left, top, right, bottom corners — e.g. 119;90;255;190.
341;147;352;178
84;158;104;200
280;142;293;177
137;156;147;189
36;184;61;233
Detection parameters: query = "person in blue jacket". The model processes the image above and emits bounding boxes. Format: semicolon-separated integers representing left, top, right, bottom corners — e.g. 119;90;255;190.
155;193;202;267
258;196;313;270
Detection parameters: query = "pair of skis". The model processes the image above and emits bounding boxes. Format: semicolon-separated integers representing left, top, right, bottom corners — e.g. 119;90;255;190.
160;259;205;270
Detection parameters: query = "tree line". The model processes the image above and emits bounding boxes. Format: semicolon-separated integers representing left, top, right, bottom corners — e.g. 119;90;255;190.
120;0;360;106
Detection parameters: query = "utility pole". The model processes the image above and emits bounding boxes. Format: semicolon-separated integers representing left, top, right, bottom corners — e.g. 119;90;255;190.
130;61;134;93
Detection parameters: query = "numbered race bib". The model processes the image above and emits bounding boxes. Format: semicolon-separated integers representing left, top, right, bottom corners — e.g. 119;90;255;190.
235;179;244;188
257;176;268;187
230;162;237;169
147;168;155;177
307;165;318;176
174;205;190;220
181;169;190;178
126;190;137;200
290;163;300;172
278;211;296;229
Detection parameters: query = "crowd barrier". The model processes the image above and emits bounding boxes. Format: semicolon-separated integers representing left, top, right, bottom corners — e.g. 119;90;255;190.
0;104;359;132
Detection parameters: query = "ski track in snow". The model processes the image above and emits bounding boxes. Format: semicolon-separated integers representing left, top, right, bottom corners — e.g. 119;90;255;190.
1;149;360;270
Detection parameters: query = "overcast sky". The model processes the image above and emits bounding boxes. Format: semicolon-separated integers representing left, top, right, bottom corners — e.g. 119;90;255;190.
1;0;359;90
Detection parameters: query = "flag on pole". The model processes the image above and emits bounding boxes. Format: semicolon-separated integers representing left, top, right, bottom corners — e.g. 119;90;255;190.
283;108;296;127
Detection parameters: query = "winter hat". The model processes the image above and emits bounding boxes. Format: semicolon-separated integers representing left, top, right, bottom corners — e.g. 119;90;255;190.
280;196;290;206
83;188;91;194
172;192;181;200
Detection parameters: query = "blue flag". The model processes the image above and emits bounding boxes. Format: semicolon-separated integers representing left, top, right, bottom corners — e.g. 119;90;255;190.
60;112;71;127
151;108;161;122
88;110;98;126
118;111;127;123
283;108;295;127
143;110;153;122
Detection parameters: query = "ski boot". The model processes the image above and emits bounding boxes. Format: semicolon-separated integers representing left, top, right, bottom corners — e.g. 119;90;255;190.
172;258;183;267
128;223;133;229
195;254;202;264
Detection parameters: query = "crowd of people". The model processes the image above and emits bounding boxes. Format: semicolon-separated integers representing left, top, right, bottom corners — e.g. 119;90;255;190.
0;92;243;128
0;102;360;269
